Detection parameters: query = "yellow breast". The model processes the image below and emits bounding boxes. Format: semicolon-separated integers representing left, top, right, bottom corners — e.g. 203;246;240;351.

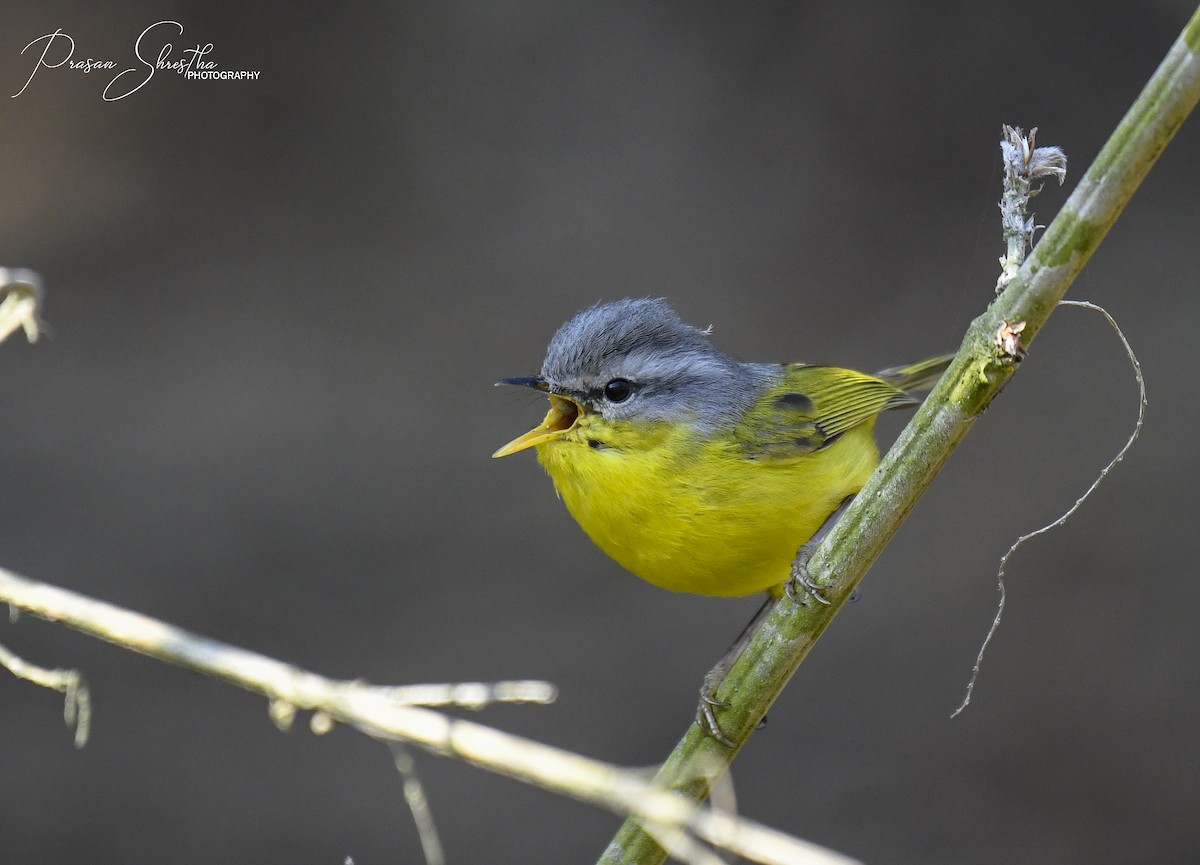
535;418;880;596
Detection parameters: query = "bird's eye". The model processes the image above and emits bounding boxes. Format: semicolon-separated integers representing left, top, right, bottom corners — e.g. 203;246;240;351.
604;378;633;403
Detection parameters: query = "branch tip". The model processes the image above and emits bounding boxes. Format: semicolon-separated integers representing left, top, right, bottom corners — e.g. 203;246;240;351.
996;125;1067;292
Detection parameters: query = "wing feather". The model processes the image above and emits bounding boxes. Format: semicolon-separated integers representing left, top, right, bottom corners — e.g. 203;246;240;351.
733;364;917;460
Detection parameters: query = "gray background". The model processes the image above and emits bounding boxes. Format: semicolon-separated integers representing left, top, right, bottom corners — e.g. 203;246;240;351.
1;2;1197;863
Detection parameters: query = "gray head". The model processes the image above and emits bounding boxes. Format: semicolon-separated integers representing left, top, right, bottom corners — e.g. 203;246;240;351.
532;298;767;429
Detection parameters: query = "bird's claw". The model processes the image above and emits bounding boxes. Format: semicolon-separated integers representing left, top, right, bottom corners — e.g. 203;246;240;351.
697;694;735;748
785;544;831;606
696;669;735;747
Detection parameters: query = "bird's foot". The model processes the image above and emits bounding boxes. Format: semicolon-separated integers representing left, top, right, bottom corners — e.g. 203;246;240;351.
696;666;735;748
785;543;831;606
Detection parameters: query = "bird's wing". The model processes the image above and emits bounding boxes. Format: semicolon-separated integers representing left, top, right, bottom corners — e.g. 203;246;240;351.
733;364;917;459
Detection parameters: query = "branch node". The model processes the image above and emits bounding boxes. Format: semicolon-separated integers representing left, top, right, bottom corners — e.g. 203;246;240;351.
269;697;297;731
311;710;335;735
993;320;1028;359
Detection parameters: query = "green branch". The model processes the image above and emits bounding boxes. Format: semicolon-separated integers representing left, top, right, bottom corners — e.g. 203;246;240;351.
599;6;1200;864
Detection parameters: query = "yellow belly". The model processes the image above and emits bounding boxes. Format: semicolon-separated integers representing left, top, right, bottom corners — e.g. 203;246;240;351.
535;421;880;596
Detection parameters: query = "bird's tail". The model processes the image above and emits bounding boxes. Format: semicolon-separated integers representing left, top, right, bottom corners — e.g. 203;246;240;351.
875;354;954;395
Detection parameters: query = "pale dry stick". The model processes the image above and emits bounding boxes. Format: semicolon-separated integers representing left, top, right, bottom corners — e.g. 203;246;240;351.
375;681;557;709
391;744;446;865
952;299;1146;716
0;263;842;864
0;640;90;747
0;566;856;865
642;752;740;865
640;821;729;865
0;271;78;734
0;267;43;343
349;703;858;865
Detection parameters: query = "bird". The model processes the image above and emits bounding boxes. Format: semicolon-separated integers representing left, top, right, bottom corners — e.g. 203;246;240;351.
493;299;949;744
494;298;950;599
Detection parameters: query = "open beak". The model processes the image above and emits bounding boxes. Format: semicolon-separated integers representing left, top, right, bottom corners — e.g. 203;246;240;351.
493;378;582;457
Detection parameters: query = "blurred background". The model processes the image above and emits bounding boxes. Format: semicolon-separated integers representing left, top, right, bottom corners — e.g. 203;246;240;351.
1;1;1197;863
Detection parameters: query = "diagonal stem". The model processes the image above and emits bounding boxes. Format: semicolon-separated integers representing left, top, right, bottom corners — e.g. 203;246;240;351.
599;6;1200;864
